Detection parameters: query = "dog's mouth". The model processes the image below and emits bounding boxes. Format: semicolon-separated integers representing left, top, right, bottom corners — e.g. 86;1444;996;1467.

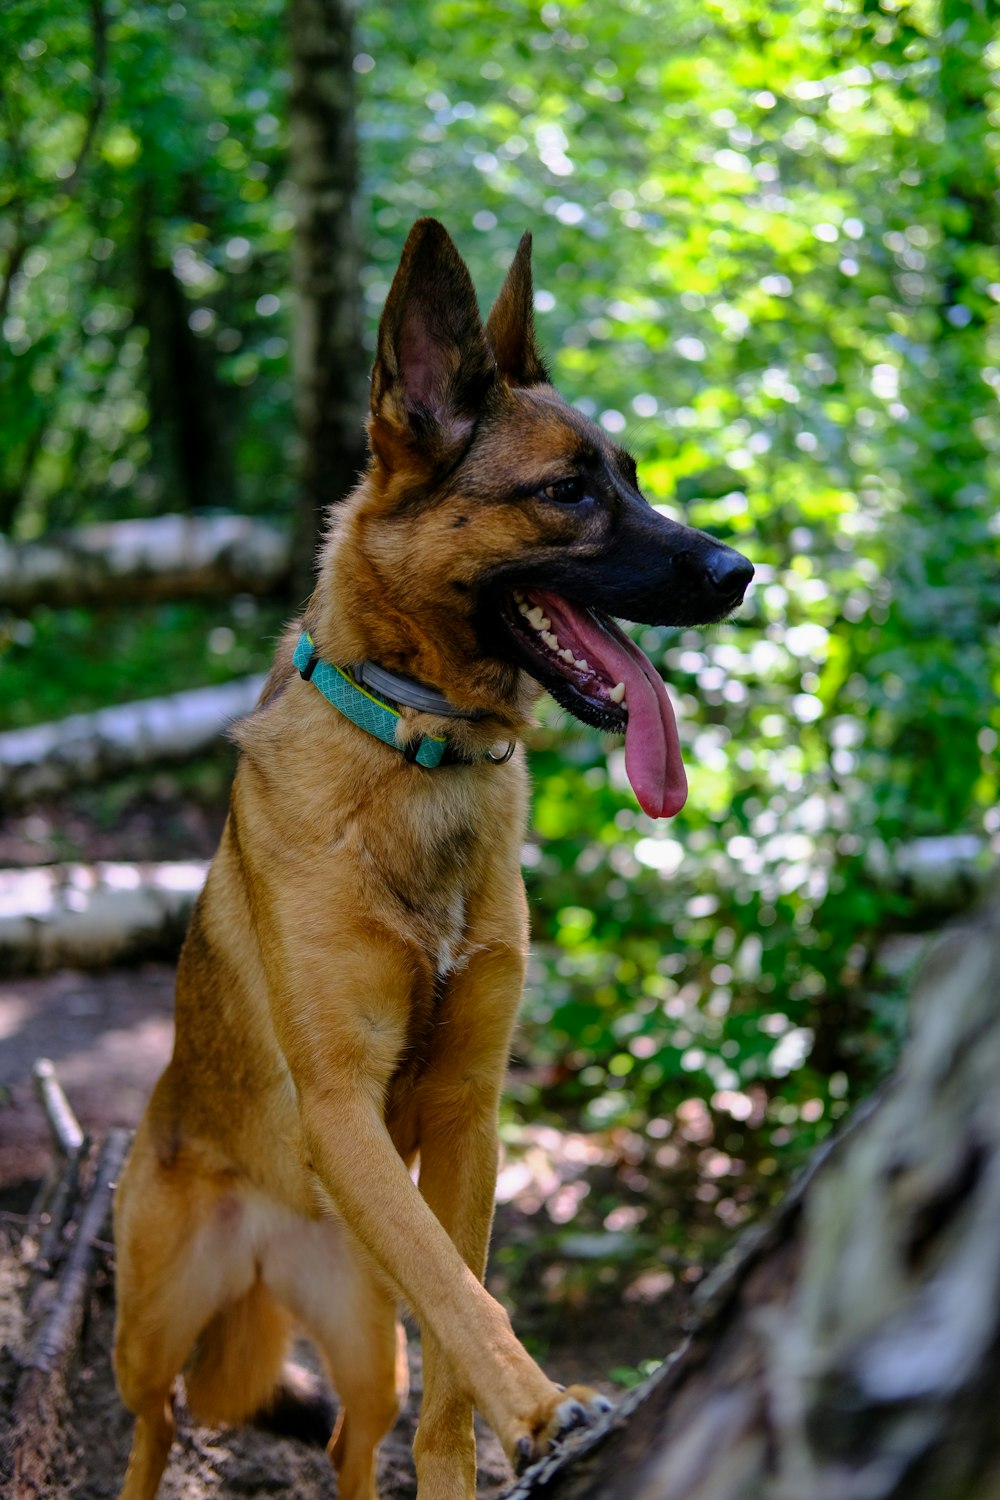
500;588;686;819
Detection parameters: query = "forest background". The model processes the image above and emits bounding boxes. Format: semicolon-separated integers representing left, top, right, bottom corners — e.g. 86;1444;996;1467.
1;0;999;1336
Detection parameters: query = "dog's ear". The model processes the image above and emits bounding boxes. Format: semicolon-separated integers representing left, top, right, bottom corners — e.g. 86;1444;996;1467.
484;232;549;387
370;219;496;470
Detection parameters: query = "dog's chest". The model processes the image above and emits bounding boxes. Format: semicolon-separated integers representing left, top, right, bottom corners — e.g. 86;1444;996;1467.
387;852;474;979
433;887;467;978
360;800;484;975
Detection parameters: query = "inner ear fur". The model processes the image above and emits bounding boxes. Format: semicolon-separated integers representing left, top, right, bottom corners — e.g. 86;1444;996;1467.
484;231;550;388
370;218;496;464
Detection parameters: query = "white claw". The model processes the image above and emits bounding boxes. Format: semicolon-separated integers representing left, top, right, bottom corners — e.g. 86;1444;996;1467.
610;681;626;704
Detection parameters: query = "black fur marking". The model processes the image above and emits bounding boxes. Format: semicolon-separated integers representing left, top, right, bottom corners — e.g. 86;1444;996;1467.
252;1365;336;1447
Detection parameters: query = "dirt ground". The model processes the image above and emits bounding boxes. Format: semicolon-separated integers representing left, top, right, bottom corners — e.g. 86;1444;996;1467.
0;962;678;1498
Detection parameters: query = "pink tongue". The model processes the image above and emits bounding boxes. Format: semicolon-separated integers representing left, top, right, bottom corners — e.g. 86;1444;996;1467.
530;593;687;819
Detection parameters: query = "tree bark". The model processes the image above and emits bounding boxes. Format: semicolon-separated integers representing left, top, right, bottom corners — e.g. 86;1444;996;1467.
0;676;263;806
0;514;291;611
506;886;1000;1500
288;0;368;595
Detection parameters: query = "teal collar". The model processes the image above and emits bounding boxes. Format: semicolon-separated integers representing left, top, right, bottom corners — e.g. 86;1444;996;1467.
292;631;514;768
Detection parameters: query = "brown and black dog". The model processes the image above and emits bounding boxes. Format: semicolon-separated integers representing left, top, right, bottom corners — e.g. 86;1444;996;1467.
113;219;753;1500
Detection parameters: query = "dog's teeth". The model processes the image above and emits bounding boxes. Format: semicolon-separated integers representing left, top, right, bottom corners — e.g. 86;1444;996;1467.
559;648;574;663
527;607;545;628
610;681;626;704
542;631;559;650
575;658;589;671
518;601;530;617
539;616;551;630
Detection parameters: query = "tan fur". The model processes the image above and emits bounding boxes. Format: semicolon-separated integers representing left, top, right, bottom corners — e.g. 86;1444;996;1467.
113;223;617;1500
184;1280;292;1427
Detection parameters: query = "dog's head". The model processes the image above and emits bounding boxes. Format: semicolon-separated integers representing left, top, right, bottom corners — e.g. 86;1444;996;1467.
319;219;753;819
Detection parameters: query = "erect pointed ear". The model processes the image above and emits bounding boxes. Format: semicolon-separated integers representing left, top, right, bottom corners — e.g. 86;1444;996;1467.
369;218;496;470
484;231;549;387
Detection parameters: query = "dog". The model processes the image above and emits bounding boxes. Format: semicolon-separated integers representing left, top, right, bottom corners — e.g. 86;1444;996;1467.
113;218;753;1500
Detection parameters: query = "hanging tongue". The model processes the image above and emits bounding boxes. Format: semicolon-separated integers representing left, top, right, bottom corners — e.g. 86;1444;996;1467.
529;591;687;820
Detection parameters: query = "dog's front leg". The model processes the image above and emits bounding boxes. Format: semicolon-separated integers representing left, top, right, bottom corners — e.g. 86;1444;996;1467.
277;940;606;1488
417;943;612;1494
409;944;523;1497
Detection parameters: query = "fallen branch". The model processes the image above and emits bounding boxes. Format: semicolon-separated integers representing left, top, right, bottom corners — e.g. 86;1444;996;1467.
32;1059;85;1158
0;674;263;806
0;514;291;611
27;1128;129;1376
28;1060;90;1283
0;860;207;974
10;1129;131;1499
506;885;1000;1500
30;1150;87;1288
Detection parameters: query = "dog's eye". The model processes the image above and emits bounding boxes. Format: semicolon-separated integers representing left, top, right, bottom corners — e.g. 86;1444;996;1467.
540;478;585;505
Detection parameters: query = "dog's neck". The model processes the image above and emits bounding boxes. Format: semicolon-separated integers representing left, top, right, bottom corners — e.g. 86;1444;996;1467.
306;511;542;741
354;659;486;721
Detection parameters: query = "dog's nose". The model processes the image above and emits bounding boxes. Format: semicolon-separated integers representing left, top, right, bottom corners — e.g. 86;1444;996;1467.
705;545;754;604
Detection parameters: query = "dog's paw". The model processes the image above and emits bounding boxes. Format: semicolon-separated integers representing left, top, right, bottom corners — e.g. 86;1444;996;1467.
512;1384;614;1475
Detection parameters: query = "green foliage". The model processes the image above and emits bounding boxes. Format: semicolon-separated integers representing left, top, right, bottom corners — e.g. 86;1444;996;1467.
355;0;999;1176
2;0;999;1262
1;0;291;528
0;597;285;729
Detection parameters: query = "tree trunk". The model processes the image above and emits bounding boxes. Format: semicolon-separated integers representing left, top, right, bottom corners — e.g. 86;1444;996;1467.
0;514;291;611
134;177;235;514
288;0;368;595
507;885;1000;1500
0;677;263;805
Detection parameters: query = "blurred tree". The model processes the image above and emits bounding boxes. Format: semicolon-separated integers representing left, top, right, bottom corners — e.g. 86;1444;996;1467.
0;0;108;530
0;0;292;531
288;0;368;592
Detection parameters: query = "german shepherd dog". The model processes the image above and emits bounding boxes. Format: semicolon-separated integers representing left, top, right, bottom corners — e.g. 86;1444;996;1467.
113;219;753;1500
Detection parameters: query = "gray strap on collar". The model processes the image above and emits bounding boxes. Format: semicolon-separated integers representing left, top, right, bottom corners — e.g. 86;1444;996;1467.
355;661;486;720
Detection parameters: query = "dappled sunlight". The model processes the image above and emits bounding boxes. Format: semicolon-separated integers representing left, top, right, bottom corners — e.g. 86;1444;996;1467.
493;1101;781;1315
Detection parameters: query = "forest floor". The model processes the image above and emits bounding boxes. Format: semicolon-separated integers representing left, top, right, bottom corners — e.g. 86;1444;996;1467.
0;775;703;1499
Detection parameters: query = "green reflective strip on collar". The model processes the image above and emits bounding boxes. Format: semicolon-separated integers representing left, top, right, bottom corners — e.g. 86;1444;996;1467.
293;631;448;768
